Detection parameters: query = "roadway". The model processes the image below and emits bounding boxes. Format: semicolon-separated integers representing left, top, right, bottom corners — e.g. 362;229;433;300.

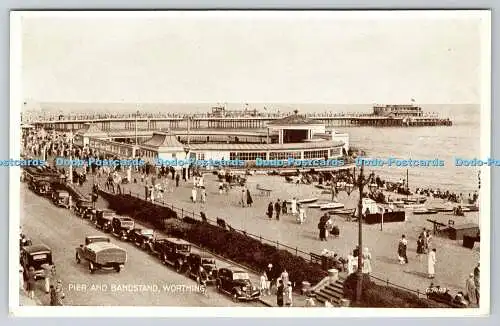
20;183;263;307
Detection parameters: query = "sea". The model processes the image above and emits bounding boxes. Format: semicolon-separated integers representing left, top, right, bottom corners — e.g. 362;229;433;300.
30;102;482;194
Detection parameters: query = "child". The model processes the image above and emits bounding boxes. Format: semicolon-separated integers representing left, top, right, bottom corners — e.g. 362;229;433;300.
285;281;293;306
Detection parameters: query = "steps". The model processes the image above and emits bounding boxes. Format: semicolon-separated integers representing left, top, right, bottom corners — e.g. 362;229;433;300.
313;278;346;306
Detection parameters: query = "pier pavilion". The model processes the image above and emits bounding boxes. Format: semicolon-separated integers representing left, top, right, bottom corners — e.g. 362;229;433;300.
76;112;349;167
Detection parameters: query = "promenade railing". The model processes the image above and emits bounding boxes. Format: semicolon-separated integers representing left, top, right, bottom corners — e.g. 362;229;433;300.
91;180;455;302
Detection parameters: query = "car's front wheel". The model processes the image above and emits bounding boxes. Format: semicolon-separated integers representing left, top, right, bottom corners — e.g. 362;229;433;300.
89;262;95;274
75;253;81;264
232;292;239;302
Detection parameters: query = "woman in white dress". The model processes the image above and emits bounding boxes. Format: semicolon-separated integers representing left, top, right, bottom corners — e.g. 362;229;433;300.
291;198;297;215
285;282;293;306
347;255;356;275
428;248;437;278
362;247;372;274
191;187;197;203
298;205;306;224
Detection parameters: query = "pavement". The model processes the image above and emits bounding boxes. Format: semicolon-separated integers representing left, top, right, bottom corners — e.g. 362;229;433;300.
77;169;479;295
20;183;266;307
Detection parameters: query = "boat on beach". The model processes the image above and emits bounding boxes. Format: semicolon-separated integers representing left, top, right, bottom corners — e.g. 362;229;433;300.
297;198;318;204
413;208;438;215
320;202;345;210
308;201;330;208
403;197;427;204
430;206;454;212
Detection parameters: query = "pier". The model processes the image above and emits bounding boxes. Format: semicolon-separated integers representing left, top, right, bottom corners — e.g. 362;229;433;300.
23;113;452;132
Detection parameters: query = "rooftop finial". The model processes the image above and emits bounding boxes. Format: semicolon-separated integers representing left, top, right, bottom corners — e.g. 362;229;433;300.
293;109;299;115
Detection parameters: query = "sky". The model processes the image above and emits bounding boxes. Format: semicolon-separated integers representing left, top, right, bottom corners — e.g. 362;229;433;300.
17;11;489;105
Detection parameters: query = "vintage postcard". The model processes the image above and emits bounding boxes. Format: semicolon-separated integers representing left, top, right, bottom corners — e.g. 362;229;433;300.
9;10;491;317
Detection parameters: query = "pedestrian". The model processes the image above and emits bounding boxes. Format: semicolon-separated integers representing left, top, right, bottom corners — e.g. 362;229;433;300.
318;220;327;241
280;269;289;287
19;265;24;293
42;263;53;294
49;285;57;306
219;181;224;194
428;248;437;278
298;204;306;224
416;234;425;261
240;189;246;207
398;235;408;264
175;173;180;187
465;273;477;305
267;202;274;219
362;247;372;274
260;272;268;296
26;266;36;299
291;197;297;215
55;280;65;306
276;280;284;307
246;189;253;207
191;186;197;202
200;187;206;203
285;281;293;306
266;263;275;293
274;200;281;220
474;262;480;301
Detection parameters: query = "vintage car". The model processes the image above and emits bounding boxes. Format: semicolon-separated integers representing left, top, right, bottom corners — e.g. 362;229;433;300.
75;237;127;273
20;244;54;280
148;237;191;273
74;197;94;219
186;253;218;284
111;216;135;240
93;209;115;233
130;228;155;249
84;235;111;245
30;180;52;196
216;267;260;302
52;190;70;208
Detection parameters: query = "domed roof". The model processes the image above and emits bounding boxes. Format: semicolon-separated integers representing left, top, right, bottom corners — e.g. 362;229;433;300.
268;111;319;126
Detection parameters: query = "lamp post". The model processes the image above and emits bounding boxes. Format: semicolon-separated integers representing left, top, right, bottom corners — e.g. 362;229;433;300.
354;162;375;303
135;108;139;145
184;146;190;180
68;131;73;184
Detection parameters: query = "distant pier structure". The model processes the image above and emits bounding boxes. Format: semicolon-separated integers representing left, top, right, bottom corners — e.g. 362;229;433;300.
22;103;452;132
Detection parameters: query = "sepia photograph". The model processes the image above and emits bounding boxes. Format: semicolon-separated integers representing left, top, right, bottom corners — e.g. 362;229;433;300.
9;10;491;317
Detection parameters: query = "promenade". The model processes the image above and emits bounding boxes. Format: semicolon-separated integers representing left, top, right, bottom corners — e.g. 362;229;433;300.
77;170;479;296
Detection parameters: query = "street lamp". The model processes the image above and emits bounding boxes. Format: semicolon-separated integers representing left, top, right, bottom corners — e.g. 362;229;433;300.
135;108;140;145
184;146;190;180
354;162;375;303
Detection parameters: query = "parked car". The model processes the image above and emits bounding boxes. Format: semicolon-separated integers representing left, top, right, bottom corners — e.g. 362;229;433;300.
215;267;260;302
75;236;127;273
30;180;52;196
20;244;54;281
84;235;111;245
130;228;155;249
111;216;135;240
94;209;115;233
52;190;70;208
186;253;218;284
148;238;191;273
74;197;94;218
90;209;115;223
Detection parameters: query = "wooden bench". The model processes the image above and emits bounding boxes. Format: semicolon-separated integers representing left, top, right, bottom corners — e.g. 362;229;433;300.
256;184;272;196
427;219;447;235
